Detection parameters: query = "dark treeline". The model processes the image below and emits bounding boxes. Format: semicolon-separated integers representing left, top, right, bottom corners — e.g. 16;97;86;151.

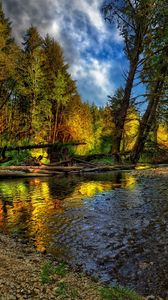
1;1;168;163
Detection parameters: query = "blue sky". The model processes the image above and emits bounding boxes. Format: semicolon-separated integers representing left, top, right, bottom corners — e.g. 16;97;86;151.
3;0;128;106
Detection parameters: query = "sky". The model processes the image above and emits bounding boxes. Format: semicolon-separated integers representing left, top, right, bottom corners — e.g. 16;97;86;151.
3;0;128;106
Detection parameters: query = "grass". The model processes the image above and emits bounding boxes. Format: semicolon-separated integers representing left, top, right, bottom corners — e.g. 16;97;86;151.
40;262;52;284
54;282;81;299
100;285;142;300
40;261;80;299
40;261;142;300
55;282;67;297
52;261;69;277
40;261;69;284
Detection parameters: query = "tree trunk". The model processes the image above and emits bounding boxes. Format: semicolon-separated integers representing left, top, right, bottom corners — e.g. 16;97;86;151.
130;78;166;163
52;104;59;143
112;55;140;162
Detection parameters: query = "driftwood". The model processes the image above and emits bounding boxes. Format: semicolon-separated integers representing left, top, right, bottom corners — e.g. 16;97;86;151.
0;165;83;172
0;163;136;178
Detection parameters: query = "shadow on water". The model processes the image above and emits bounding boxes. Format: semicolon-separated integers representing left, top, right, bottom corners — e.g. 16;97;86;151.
0;171;167;297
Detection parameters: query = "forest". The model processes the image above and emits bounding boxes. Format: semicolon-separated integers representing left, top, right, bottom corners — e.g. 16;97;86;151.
1;0;168;165
1;1;168;299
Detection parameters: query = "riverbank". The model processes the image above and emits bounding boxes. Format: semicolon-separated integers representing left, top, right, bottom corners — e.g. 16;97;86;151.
1;158;168;179
0;233;146;300
0;167;167;300
0;233;100;300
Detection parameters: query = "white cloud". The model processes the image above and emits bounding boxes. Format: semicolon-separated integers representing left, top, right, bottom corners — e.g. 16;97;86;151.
70;55;115;105
4;0;124;105
75;0;106;33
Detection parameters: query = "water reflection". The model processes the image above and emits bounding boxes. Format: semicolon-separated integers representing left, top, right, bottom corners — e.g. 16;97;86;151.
0;173;135;249
0;172;167;296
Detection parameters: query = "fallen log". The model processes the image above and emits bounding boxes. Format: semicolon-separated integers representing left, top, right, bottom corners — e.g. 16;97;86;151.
0;166;84;175
0;165;84;171
0;163;136;178
73;157;97;167
47;157;98;167
0;171;52;178
71;165;134;173
0;142;86;153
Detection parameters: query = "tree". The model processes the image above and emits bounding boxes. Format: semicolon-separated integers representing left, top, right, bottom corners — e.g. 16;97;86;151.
108;87;124;159
42;35;76;143
0;4;20;145
66;96;94;154
130;0;168;162
0;3;19;106
15;26;45;141
109;87;139;158
90;104;105;153
131;61;168;162
103;0;156;161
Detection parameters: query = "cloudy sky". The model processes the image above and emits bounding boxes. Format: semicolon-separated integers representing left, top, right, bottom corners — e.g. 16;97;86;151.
3;0;127;106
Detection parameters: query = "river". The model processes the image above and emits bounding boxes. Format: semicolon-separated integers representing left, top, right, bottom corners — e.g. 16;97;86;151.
0;171;167;297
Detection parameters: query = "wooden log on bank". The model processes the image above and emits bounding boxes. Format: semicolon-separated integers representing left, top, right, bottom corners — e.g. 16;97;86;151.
0;164;136;179
0;165;84;172
48;157;98;167
0;171;52;178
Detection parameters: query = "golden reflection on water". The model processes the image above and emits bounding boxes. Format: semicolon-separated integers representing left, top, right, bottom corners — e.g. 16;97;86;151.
27;180;64;251
0;173;136;251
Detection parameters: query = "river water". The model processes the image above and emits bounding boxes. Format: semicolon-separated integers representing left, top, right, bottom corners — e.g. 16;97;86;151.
0;171;167;297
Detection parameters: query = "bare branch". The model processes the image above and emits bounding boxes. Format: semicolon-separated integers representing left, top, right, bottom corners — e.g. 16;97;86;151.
102;3;135;30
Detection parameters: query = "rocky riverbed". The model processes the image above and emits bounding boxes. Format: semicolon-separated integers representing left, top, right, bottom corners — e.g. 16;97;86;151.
0;234;101;300
0;232;165;299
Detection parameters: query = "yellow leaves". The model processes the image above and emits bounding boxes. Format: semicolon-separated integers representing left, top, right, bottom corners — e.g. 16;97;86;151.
66;102;94;155
157;124;168;147
123;109;139;151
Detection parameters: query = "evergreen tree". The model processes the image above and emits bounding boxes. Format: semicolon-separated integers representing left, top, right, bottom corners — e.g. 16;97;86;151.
42;35;76;143
0;3;18;107
0;3;19;144
16;26;45;141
